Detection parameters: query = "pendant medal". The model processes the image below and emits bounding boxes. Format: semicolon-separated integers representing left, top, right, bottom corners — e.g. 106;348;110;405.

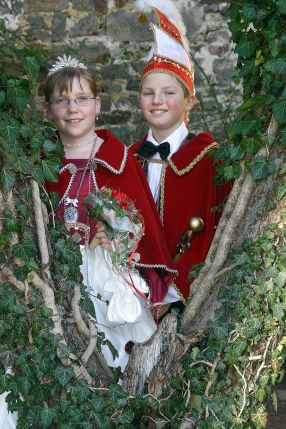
64;197;79;223
64;206;79;223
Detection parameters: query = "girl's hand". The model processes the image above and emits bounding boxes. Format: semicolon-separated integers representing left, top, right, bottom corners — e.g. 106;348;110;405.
94;221;112;251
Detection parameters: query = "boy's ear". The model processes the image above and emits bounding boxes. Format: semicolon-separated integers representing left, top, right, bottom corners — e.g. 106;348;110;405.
186;95;197;112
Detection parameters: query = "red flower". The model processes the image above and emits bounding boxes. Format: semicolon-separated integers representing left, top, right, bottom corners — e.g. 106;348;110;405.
112;189;131;210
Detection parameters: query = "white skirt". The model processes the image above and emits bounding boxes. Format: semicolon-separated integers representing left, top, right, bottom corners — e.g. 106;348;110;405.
80;245;157;371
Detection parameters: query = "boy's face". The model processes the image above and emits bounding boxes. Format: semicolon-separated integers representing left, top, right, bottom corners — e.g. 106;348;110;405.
139;73;194;142
45;76;100;144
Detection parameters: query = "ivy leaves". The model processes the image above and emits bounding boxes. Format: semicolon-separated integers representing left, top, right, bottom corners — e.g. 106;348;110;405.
0;41;60;192
252;156;275;181
216;1;286;184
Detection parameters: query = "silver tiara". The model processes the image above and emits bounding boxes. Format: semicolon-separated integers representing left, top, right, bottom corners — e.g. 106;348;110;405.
47;55;87;77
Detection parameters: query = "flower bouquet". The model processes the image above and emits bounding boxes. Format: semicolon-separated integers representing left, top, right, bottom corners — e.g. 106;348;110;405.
84;187;144;268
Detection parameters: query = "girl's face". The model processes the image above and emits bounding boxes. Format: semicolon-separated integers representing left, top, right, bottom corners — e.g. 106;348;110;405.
45;76;100;145
139;72;194;142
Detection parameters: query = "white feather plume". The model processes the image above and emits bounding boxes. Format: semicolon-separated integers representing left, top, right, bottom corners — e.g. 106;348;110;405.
135;0;189;51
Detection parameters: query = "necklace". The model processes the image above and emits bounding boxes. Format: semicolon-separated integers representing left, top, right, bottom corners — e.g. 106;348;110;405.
63;136;95;148
63;135;98;224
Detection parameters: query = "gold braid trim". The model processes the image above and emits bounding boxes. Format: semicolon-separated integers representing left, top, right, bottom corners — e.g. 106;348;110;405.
159;163;167;226
167;142;218;176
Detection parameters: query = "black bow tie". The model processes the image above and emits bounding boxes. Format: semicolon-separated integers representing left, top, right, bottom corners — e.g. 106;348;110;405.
137;140;170;161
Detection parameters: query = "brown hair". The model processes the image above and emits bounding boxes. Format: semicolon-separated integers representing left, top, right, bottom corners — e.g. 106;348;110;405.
39;67;97;102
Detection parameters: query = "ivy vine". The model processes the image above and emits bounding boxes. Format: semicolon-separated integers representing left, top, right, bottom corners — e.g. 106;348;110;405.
1;1;286;428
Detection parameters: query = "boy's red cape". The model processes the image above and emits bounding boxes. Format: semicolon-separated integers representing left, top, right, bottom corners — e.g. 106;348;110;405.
130;131;232;300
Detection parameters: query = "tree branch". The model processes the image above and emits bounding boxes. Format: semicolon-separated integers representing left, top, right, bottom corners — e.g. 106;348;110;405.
31;179;51;278
180;116;279;334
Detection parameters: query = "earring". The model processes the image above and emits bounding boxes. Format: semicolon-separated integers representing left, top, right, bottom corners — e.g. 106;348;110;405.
96;115;99;120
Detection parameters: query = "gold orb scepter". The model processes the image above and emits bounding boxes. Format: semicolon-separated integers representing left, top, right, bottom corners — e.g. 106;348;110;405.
173;217;204;264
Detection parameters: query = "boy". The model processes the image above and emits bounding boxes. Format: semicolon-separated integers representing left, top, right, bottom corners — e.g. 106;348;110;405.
130;2;231;304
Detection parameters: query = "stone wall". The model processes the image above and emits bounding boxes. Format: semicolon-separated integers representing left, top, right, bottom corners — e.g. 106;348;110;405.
0;0;240;144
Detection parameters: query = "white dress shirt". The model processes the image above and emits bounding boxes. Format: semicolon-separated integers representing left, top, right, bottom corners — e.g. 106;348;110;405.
145;122;189;304
146;122;189;202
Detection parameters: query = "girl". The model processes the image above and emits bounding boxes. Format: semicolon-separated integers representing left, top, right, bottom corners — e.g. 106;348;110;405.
42;56;177;370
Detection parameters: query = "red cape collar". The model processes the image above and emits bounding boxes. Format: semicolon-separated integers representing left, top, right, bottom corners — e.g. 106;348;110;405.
61;130;127;174
95;129;128;174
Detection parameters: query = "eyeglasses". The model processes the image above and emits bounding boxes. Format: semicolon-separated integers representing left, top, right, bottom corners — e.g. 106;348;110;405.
49;96;95;109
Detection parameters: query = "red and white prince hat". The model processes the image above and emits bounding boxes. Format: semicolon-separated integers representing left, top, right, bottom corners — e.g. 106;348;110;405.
135;0;195;96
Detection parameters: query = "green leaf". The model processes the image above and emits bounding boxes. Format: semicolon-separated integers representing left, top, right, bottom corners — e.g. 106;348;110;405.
6;79;29;111
70;383;91;403
16;203;30;218
235;38;259;58
251;410;268;429
239;60;256;78
273;58;286;74
274;183;286;202
232;119;259;136
269;38;280;58
236;95;266;112
15;155;32;175
241;137;262;155
229;145;246;161
190;394;202;412
109;383;128;404
55;238;82;265
256;387;266;402
277;0;286;15
223;164;242;181
0;233;10;246
25;56;40;83
0;90;5;106
273;99;286;124
273;303;284;321
263;134;276;146
58;342;70;360
12;235;37;262
259;374;269;388
117;409;134;424
43;139;58;153
0;118;21;145
41;158;60;181
53;366;74;386
18;377;31;395
251;157;275;181
242;5;257;22
40;406;57;428
80;294;96;319
92;397;106;412
265;60;277;74
234;252;251;266
0;168;16;192
33;164;45;185
31;133;45;152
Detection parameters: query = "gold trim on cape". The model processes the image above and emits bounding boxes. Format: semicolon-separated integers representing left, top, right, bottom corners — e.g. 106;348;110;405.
167;142;218;176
